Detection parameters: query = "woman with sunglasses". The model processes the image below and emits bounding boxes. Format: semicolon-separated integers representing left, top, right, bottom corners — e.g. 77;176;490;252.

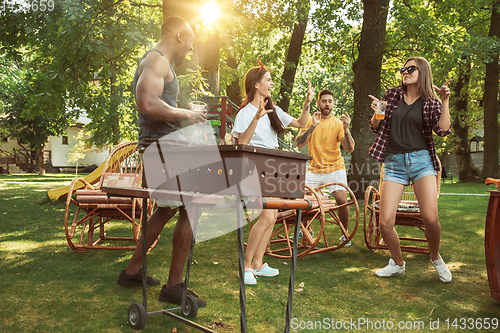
232;63;313;285
368;56;453;282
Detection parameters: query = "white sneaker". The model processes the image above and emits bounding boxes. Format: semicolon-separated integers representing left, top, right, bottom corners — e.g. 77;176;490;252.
339;235;352;248
431;256;452;283
375;258;406;277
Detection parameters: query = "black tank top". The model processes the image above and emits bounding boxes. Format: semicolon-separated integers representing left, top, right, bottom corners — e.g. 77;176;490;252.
132;49;182;148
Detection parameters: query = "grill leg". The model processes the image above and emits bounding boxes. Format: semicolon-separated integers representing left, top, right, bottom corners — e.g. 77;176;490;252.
284;209;301;333
141;197;148;311
237;203;248;333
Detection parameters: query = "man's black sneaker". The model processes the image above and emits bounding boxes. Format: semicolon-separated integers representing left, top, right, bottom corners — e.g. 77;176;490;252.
117;269;160;287
158;282;207;307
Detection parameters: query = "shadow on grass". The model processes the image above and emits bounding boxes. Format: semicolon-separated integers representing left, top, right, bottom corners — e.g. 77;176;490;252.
1;178;500;332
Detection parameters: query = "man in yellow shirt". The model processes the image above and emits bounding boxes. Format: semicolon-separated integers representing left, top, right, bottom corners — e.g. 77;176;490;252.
296;89;355;246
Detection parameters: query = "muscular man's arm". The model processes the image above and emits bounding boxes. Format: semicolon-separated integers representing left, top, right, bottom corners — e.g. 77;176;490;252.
135;53;203;123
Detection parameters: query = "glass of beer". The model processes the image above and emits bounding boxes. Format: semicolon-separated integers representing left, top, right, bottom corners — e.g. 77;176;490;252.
191;101;207;112
374;101;387;120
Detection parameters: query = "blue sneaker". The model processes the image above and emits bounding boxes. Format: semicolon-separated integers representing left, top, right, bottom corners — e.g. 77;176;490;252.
339;235;352;248
291;230;314;239
253;263;279;277
244;268;257;285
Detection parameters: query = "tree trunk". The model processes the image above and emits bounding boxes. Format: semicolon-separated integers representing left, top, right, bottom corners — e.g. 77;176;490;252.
38;145;45;175
440;151;450;177
482;0;500;179
350;0;390;198
226;56;242;106
452;59;481;182
163;0;194;22
198;29;220;95
277;0;310;112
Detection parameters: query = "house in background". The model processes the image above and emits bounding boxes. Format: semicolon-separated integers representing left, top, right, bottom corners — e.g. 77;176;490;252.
0;113;110;174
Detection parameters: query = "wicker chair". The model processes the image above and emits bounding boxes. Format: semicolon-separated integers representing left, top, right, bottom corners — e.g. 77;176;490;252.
252;183;359;260
363;157;442;254
64;141;155;252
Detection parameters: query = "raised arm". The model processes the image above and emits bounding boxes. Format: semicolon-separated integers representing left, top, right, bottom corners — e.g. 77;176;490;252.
289;81;314;129
339;112;355;153
296;111;320;148
433;79;452;131
135;53;204;124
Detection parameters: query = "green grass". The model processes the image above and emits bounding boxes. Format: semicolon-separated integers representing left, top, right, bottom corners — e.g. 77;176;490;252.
440;177;491;194
1;174;499;332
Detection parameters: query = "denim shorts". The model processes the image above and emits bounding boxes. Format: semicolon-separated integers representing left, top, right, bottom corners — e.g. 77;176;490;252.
382;150;437;185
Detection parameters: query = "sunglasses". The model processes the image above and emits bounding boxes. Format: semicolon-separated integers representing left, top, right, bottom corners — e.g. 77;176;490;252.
400;65;418;74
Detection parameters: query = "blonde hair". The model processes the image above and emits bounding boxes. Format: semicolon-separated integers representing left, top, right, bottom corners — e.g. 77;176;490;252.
402;57;438;101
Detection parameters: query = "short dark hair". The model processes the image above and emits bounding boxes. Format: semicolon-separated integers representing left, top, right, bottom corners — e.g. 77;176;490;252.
161;16;190;38
318;89;334;99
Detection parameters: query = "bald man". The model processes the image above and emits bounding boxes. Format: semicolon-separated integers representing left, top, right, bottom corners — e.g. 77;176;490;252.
116;16;206;308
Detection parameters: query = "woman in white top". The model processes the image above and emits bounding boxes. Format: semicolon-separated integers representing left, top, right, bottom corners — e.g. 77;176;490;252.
232;64;313;284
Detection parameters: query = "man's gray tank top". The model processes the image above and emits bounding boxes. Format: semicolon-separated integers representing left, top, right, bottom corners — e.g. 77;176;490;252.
133;49;182;148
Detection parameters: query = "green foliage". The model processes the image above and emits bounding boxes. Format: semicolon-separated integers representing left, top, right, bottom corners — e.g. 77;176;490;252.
375;0;499;155
281;0;360;141
0;54;72;150
67;130;91;164
1;0;498;161
311;0;363;66
0;0;162;148
217;0;308;99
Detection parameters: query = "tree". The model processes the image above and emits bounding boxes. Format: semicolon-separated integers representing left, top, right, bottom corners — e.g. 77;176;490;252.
377;0;495;182
225;55;243;106
0;56;72;174
198;27;221;95
428;0;497;181
218;0;308;111
277;0;310;112
452;58;481;181
482;0;500;179
350;0;390;198
0;0;161;154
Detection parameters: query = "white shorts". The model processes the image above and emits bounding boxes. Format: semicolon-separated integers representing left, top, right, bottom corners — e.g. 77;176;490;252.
305;169;348;194
156;198;183;209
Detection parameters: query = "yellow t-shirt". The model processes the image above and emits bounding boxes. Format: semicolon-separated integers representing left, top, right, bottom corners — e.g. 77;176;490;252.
299;116;345;173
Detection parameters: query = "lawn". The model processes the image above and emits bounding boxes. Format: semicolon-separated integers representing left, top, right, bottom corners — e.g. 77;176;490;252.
0;174;499;332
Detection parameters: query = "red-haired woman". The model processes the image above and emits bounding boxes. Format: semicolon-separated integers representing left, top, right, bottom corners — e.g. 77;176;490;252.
368;56;453;283
232;64;312;284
